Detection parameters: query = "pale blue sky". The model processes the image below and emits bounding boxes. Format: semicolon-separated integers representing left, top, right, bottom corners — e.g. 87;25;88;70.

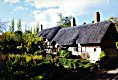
0;0;118;31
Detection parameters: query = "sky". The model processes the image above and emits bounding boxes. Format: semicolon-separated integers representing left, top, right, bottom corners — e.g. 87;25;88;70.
0;0;118;31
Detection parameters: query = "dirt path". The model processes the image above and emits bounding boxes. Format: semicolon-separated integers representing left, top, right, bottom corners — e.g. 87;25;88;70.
81;69;118;80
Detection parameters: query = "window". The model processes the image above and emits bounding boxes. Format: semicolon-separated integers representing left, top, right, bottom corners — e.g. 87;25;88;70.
78;47;81;52
94;48;96;52
73;47;78;51
76;47;78;51
82;47;86;52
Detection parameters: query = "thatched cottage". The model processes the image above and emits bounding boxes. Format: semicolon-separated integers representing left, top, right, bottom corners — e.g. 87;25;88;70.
38;26;61;53
52;12;118;62
38;12;118;62
52;20;118;62
38;26;61;41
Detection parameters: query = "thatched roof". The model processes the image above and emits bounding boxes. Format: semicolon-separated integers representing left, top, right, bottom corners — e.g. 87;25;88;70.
52;20;116;45
38;26;61;41
52;26;80;45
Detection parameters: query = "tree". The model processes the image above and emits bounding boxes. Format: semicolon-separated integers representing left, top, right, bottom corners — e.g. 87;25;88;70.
17;19;21;31
30;26;32;33
25;24;27;32
9;18;14;32
109;17;118;31
36;22;39;34
57;13;72;28
0;19;7;33
109;17;118;23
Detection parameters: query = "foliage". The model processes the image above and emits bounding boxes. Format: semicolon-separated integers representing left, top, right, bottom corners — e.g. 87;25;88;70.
9;18;14;32
0;31;44;54
32;75;44;80
109;16;118;23
0;31;95;80
56;50;72;58
22;33;44;54
0;19;7;33
99;51;106;60
0;32;19;53
4;53;61;80
17;19;21;31
43;50;94;70
2;52;95;80
30;22;41;34
116;42;118;49
57;13;72;28
36;22;40;34
58;58;94;70
109;16;118;31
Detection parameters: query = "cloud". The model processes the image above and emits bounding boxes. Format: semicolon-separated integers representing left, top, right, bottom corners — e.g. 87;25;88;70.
106;0;110;4
13;6;28;11
60;0;107;16
33;10;42;15
25;0;34;3
25;0;34;5
32;0;106;14
32;8;60;29
33;0;60;9
31;0;110;28
4;0;20;3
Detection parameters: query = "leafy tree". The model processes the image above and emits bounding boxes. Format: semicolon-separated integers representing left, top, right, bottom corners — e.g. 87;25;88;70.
9;18;14;32
17;19;21;31
22;33;44;54
57;13;72;28
0;31;44;54
109;17;118;31
109;17;118;23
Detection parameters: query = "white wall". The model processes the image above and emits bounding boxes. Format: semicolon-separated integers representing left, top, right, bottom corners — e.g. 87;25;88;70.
68;44;102;63
84;46;101;63
68;47;79;55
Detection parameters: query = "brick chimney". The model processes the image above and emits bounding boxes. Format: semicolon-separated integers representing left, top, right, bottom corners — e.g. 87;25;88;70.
41;24;43;30
71;17;76;26
94;12;100;23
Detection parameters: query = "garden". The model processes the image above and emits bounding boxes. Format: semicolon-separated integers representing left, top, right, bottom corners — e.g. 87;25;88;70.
0;31;100;80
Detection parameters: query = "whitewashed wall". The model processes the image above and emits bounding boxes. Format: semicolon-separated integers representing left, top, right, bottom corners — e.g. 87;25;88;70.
68;47;79;55
68;44;102;63
84;46;101;63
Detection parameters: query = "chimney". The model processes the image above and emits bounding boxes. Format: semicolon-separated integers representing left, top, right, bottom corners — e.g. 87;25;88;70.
71;17;76;26
41;24;43;30
94;12;100;23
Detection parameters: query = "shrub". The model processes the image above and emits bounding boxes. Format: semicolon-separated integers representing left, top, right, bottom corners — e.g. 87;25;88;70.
0;32;44;54
99;51;106;60
56;50;72;58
